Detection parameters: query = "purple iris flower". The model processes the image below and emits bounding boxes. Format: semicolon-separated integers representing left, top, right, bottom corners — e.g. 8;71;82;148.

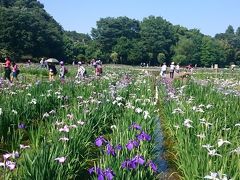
121;159;137;170
89;167;104;179
95;136;107;147
126;141;134;150
136;131;151;141
97;171;104;180
121;156;145;170
121;159;129;169
146;160;157;172
132;155;145;165
116;144;122;151
105;168;115;180
106;144;116;156
18;123;26;129
88;167;95;174
89;167;115;180
132;139;140;147
130;123;142;130
126;140;139;151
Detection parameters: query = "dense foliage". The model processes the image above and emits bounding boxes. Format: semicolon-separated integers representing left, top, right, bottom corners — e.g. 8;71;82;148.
0;0;64;60
1;0;240;66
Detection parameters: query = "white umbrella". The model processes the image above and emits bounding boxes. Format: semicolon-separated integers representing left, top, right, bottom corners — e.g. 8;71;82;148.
45;58;59;63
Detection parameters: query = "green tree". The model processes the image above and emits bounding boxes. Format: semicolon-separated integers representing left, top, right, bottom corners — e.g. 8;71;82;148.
225;25;235;35
91;16;140;55
172;37;195;65
0;0;15;7
140;16;176;65
110;52;118;63
235;51;240;65
0;1;64;60
200;36;226;67
172;55;187;64
85;41;101;60
113;37;132;64
62;31;92;62
157;53;166;64
172;29;203;66
127;40;148;65
64;31;91;44
236;27;240;36
14;0;44;9
76;54;86;62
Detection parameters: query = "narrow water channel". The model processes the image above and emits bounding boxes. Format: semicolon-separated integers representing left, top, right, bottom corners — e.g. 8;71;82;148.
153;117;168;173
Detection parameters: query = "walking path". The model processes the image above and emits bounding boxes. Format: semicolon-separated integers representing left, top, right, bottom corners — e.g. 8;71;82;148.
135;67;192;79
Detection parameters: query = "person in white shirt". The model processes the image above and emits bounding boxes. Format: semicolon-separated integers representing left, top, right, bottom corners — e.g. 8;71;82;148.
59;61;67;82
76;62;86;79
40;58;44;68
160;63;167;77
176;64;180;73
170;62;175;79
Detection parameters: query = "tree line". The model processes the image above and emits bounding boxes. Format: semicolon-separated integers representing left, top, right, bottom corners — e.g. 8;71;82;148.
1;0;240;67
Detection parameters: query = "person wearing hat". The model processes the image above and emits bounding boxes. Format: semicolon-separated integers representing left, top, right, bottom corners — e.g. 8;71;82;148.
59;61;68;82
160;62;167;77
76;61;86;79
169;62;175;79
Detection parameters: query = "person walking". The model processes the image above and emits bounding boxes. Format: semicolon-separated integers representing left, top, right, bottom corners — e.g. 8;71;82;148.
95;61;102;76
230;64;235;72
40;58;44;68
12;62;20;82
4;57;12;82
76;62;86;79
160;63;167;77
48;63;57;81
59;61;68;83
27;59;31;67
169;62;175;79
176;63;180;73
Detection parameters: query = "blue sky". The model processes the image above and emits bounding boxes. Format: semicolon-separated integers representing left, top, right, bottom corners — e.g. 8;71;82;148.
38;0;240;37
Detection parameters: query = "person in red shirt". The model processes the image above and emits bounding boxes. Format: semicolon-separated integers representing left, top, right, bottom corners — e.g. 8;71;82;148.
4;57;12;82
95;60;103;76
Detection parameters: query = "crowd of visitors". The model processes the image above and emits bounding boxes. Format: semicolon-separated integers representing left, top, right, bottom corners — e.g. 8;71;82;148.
46;58;103;82
0;57;104;84
1;57;237;84
160;62;193;79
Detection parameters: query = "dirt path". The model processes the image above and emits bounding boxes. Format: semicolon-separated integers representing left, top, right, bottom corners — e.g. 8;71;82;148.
136;67;191;80
164;71;191;79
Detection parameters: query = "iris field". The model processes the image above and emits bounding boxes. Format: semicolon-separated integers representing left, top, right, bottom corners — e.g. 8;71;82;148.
0;65;239;180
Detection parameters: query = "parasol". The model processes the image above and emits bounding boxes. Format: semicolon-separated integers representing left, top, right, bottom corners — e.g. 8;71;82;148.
45;58;59;63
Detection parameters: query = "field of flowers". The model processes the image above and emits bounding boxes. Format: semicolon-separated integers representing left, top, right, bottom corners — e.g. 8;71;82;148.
0;65;161;180
1;66;239;180
160;69;240;180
